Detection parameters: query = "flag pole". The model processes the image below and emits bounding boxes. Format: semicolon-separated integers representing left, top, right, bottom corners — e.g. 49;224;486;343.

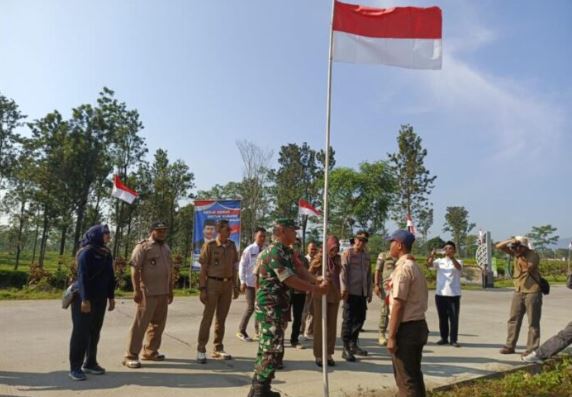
321;1;336;396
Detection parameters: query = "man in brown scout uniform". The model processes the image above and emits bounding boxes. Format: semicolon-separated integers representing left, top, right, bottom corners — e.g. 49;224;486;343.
123;221;174;369
386;230;429;397
497;235;543;355
196;219;240;363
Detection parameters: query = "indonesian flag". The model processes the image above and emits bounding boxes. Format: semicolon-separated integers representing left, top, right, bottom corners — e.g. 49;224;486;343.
333;1;442;70
406;214;416;235
111;175;139;204
298;199;321;217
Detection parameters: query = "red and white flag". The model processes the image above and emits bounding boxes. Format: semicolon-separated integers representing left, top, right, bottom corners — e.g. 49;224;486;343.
298;199;321;217
333;1;442;70
406;214;416;235
111;175;139;204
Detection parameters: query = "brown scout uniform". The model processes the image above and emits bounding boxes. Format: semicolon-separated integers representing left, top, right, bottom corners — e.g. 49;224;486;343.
506;249;543;352
197;237;239;353
125;237;173;359
389;254;429;397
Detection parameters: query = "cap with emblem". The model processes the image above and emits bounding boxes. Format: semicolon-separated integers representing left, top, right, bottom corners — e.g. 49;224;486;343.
150;221;168;231
275;218;300;230
386;230;415;247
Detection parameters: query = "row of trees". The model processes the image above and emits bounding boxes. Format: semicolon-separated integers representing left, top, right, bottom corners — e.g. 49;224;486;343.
4;87;510;269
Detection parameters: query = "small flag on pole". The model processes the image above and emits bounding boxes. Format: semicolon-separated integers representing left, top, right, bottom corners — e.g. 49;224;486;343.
111;175;139;204
406;214;416;235
298;199;321;217
332;1;442;70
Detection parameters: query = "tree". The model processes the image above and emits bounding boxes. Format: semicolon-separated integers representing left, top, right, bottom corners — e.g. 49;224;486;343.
23;111;70;266
236;140;273;245
443;206;475;256
416;207;434;243
145;149;195;247
388;125;436;227
271;142;334;246
527;225;559;255
0;93;26;188
328;161;395;239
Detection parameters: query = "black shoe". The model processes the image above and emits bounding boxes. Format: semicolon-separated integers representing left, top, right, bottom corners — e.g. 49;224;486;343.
82;364;106;375
315;359;322;367
327;358;336;367
351;344;368;356
450;342;461;348
436;339;448;345
342;346;356;362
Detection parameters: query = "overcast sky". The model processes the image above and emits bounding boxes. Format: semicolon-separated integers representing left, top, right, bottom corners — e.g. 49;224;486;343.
1;0;571;242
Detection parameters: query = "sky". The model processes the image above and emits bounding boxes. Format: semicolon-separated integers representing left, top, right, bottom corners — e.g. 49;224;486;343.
1;0;571;243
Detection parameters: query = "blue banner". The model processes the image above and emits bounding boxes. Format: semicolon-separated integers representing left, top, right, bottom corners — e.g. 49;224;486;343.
192;199;241;270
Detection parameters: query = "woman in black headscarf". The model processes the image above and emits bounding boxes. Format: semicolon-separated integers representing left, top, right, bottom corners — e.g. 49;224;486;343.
69;224;115;381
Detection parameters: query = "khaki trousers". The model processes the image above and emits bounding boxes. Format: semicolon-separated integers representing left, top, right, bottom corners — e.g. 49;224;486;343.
506;291;542;352
125;294;169;359
197;278;233;353
312;297;340;358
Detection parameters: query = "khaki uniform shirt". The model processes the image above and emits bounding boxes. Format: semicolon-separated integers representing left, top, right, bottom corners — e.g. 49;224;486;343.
513;250;541;293
389;255;428;323
130;237;173;296
340;248;372;299
199;237;239;279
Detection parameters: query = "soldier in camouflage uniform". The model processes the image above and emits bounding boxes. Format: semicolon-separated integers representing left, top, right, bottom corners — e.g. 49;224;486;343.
374;251;396;346
248;218;328;397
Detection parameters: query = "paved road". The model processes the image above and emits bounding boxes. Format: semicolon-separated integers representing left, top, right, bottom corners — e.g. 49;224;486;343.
0;286;570;397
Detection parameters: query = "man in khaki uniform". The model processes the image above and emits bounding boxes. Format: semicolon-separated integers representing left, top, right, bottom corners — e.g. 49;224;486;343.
123;221;174;369
196;219;239;363
387;230;429;397
375;251;396;346
497;235;543;355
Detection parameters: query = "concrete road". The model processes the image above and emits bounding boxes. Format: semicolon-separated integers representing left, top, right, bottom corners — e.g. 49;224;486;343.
0;286;570;397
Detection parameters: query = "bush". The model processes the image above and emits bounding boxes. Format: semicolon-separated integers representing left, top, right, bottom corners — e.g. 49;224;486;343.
0;269;28;289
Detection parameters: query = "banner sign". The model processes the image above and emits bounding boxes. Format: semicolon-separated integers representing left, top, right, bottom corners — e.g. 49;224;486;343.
192;199;241;270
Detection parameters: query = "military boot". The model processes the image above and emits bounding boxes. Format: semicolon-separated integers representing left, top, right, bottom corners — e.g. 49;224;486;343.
342;343;356;362
252;379;281;397
351;340;368;356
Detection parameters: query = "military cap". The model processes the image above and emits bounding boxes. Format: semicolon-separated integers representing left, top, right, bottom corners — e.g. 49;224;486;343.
150;221;168;230
275;218;300;230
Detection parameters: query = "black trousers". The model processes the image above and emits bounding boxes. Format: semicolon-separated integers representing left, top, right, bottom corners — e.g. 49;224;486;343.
435;295;460;343
69;297;107;371
392;319;429;397
290;293;306;344
341;295;367;344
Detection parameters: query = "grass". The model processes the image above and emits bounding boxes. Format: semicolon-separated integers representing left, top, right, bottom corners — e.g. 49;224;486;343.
429;355;572;397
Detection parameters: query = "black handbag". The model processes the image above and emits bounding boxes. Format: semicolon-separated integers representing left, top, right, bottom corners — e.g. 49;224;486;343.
530;273;550;295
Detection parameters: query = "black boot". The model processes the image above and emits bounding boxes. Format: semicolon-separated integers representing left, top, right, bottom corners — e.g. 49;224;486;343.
342;343;356;362
247;377;256;397
351;340;368;356
253;379;281;397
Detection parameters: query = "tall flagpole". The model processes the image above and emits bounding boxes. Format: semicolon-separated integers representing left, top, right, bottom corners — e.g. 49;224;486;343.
321;1;336;396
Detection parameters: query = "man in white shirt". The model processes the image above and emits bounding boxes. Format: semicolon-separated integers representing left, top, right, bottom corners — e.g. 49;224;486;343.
426;241;463;347
236;227;266;342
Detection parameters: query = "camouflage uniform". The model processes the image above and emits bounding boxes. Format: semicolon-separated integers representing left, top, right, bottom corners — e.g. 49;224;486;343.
253;241;295;382
376;252;396;335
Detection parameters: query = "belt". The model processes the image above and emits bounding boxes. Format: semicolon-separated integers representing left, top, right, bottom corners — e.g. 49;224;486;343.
208;276;232;282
